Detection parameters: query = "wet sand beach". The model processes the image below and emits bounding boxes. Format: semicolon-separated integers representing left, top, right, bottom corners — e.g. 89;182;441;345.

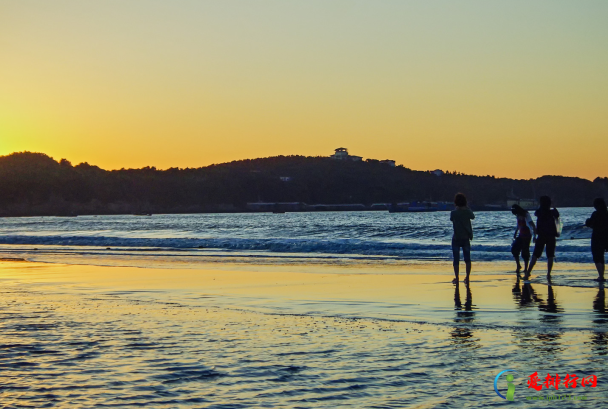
1;259;607;407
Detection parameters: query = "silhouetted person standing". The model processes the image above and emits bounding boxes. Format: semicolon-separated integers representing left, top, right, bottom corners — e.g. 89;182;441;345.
526;196;560;278
511;204;536;273
450;193;475;284
586;198;608;282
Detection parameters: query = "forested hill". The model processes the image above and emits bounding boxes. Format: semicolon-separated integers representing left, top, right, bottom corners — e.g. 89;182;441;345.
0;151;606;216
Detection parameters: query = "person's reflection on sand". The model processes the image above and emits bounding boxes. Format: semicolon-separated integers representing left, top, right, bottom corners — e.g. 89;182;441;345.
512;276;543;309
511;277;563;356
512;275;522;301
589;286;608;355
451;283;477;347
454;281;463;310
593;286;606;316
538;284;563;316
535;284;563;354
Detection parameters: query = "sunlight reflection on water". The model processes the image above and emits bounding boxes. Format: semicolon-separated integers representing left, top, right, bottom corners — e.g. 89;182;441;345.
1;268;607;407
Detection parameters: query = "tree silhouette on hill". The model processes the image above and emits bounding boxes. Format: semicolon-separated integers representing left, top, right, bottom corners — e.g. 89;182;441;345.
0;151;605;216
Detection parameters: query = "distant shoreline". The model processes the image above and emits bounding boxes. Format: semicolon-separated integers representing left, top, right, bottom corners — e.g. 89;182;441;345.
0;204;594;218
2;151;606;218
0;206;581;218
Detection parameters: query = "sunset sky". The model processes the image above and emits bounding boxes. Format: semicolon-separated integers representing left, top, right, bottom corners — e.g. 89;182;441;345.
1;1;607;179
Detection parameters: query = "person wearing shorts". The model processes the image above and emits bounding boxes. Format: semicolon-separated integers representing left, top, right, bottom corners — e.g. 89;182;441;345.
526;196;559;278
450;193;475;284
586;198;608;282
452;237;471;266
532;235;556;259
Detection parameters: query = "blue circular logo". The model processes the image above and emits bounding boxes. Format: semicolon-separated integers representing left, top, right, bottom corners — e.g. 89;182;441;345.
494;369;517;399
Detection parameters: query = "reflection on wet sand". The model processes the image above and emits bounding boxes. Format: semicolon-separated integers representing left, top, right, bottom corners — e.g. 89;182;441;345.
589;286;608;355
511;275;563;316
451;284;477;347
511;275;564;355
512;275;543;308
2;259;608;407
539;282;563;315
536;283;564;353
592;286;606;317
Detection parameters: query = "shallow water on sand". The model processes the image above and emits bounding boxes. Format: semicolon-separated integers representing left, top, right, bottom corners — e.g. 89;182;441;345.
1;261;607;407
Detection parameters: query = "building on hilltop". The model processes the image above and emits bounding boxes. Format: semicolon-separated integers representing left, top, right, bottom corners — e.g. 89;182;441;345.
331;148;396;165
332;147;349;160
330;147;362;161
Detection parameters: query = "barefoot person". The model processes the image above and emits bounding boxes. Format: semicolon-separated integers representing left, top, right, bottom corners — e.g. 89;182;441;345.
586;198;608;282
450;193;475;284
526;196;560;278
511;204;536;273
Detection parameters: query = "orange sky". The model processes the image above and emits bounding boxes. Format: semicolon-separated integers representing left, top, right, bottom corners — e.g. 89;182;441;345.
1;1;607;179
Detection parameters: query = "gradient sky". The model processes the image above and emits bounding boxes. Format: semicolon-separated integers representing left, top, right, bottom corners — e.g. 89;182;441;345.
1;1;607;179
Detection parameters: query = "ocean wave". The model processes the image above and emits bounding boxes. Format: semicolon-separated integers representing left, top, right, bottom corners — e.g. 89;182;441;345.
0;234;595;263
